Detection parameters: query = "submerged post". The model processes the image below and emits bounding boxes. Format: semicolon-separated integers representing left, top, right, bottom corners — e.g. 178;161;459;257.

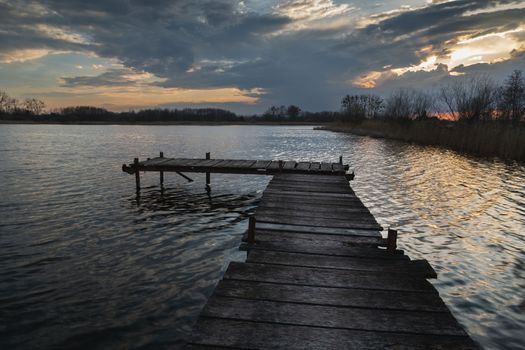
205;152;211;189
387;229;398;254
247;216;256;243
159;152;164;188
134;157;140;192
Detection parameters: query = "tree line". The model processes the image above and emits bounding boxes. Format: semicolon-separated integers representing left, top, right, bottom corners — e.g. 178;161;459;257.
2;70;524;124
340;70;525;123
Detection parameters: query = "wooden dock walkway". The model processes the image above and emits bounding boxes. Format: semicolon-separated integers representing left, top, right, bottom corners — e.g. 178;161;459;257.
184;174;478;349
122;155;477;348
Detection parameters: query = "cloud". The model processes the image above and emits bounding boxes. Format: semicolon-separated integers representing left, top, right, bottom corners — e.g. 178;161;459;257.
60;67;159;87
1;0;525;112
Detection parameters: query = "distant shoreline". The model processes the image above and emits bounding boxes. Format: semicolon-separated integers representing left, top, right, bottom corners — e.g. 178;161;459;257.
0;120;323;126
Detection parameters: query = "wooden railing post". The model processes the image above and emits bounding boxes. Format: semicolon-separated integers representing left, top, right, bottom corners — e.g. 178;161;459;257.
387;229;398;254
205;152;211;189
159;152;164;188
247;216;256;243
339;155;343;165
134;157;140;192
278;160;283;173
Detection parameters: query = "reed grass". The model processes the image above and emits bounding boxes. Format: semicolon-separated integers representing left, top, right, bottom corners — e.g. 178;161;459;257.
321;119;525;161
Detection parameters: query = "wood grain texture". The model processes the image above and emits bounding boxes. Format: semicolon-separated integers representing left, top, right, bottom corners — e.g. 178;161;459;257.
246;250;436;278
188;318;478;350
214;280;448;312
224;262;436;292
255;222;383;237
201;296;466;335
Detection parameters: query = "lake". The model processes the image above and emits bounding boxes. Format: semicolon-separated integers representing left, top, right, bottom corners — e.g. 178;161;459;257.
0;124;524;349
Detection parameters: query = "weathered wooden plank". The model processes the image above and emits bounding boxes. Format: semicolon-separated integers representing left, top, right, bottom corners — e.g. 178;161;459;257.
257;203;371;216
259;195;365;208
158;158;203;167
224;262;436;292
270;178;352;188
256;207;375;221
242;235;401;258
192;159;225;167
202;296;465;335
189;318;478;350
263;189;358;198
141;157;174;166
266;160;283;170
274;173;346;181
249;160;272;169
332;163;345;172
308;162;321;171
223;160;257;168
256;215;382;231
214;280;448;312
185;345;238;350
295;162;311;171
256;222;383;237
282;161;297;170
208;160;231;168
320;162;333;172
246;250;436;278
256;211;379;224
270;178;349;187
243;229;385;246
266;183;354;194
213;160;250;168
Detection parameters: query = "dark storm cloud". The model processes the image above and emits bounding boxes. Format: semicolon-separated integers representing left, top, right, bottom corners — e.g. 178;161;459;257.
1;0;524;110
60;68;145;87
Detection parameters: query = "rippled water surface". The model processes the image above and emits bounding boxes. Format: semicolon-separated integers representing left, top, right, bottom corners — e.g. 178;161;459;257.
0;125;523;350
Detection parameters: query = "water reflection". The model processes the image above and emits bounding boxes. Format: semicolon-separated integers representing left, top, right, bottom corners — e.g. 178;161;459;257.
0;124;523;350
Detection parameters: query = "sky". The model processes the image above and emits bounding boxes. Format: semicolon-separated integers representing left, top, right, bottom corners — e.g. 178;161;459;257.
1;0;525;113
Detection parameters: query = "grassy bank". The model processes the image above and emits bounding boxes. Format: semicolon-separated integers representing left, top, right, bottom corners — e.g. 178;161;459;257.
319;119;525;161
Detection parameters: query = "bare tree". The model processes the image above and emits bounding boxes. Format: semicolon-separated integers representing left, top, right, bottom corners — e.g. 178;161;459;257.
286;105;301;119
0;90;11;113
23;98;46;115
412;90;435;119
341;94;383;120
6;97;20;114
497;70;525;122
439;75;497;121
384;89;413;119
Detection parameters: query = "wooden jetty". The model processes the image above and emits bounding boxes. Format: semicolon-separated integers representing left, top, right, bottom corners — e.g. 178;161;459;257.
122;153;351;191
122;155;477;349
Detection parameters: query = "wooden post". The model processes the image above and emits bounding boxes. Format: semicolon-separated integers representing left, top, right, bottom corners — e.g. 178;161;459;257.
159;152;164;188
278;160;283;173
134;157;140;192
339;155;343;165
387;229;397;254
205;152;211;188
247;216;256;243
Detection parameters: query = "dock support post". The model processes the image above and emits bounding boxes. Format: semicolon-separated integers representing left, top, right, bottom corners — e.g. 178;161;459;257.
159;152;164;188
247;217;256;244
134;157;140;192
205;152;211;190
387;229;397;254
278;160;283;173
339;155;343;165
